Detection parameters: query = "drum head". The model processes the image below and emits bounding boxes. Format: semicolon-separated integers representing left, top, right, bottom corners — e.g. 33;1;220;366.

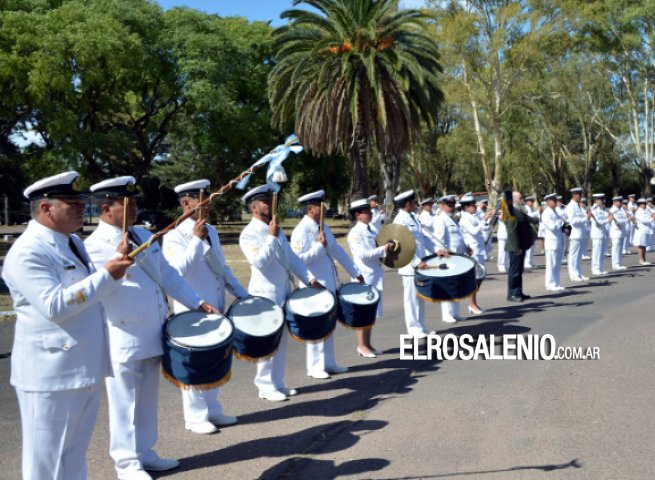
228;297;284;337
416;254;476;277
338;283;380;305
286;288;335;316
166;312;233;348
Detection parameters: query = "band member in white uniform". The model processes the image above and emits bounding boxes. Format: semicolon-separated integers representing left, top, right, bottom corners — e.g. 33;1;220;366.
589;193;610;275
623;198;634;254
346;199;394;357
291;190;363;379
633;198;654;265
3;172;133;480
609;196;629;271
162;179;248;435
565;187;590;281
580;197;592;260
537;201;547;254
496;219;509;272
393;190;434;336
476;199;494;259
541;193;565;291
433;195;468;323
85;177;221;479
626;194;637;253
368;195;385;230
459;193;492;314
239;185;319;401
523;195;539;268
647;198;655;252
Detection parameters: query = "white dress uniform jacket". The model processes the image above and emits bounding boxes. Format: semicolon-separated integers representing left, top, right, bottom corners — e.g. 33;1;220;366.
163;218;248;313
239;217;314;394
85;221;203;363
609;206;628;239
393;209;431;275
458;211;486;260
291;215;360;292
4;220;117;391
371;207;385;231
590;206;609;240
566;200;587;240
347;221;386;292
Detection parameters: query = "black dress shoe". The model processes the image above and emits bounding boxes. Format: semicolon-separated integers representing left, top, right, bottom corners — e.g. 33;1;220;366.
507;295;524;302
520;294;531;300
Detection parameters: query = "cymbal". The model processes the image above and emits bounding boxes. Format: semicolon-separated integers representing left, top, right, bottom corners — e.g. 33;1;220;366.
376;223;416;269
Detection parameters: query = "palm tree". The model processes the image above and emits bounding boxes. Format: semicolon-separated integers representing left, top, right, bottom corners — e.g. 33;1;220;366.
269;0;444;199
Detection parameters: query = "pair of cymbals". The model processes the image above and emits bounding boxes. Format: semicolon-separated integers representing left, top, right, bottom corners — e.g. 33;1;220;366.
375;224;416;269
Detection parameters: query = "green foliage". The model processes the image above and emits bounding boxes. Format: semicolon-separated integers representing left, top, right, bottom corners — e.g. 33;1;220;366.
269;0;444;197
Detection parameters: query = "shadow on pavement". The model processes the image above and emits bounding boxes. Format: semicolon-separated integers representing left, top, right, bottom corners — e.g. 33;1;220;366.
160;420;387;475
368;458;582;479
259;456;390;480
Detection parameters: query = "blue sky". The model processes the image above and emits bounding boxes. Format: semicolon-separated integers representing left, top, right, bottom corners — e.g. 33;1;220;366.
156;1;426;25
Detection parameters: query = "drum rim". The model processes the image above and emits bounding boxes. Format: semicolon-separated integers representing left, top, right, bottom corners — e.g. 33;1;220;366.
226;295;284;335
165;312;234;350
337;282;380;303
285;287;336;315
415;252;476;276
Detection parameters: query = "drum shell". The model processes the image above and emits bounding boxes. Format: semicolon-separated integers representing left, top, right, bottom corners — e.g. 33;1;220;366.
226;297;284;361
285;288;337;342
162;315;233;388
414;254;478;302
337;283;379;329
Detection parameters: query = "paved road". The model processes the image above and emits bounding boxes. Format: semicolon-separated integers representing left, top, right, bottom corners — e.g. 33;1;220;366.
1;248;654;479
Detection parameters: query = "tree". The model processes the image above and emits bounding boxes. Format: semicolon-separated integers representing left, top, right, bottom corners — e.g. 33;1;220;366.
268;0;444;199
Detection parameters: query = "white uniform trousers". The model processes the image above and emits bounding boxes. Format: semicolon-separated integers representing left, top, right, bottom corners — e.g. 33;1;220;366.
402;275;427;336
255;328;290;395
306;335;337;373
524;246;535;267
567;239;584;279
182;388;223;425
441;300;461;322
591;238;608;273
611;237;624;268
496;239;508;271
544;248;563;288
106;357;161;474
16;385;101;480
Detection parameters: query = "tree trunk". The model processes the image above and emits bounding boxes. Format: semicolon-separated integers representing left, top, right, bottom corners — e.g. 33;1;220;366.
350;130;368;200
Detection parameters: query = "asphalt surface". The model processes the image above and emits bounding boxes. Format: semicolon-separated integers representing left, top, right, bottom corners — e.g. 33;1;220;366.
1;246;654;480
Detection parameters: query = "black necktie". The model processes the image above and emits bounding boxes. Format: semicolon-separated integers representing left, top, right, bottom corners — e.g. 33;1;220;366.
367;225;371;233
68;237;90;271
206;234;213;247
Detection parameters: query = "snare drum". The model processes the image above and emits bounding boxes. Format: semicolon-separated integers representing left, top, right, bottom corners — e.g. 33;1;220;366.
227;296;284;361
414;253;478;302
285;287;337;343
162;311;233;390
337;282;380;330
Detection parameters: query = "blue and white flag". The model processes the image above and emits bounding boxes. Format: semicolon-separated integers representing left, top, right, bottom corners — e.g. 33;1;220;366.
236;134;303;192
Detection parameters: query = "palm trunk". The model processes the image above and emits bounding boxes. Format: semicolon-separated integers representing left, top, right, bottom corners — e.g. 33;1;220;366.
350;122;368;199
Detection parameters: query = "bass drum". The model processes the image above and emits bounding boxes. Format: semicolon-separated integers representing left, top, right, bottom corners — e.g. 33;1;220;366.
414;253;478;302
285;287;337;343
162;311;233;390
226;296;284;362
336;282;380;330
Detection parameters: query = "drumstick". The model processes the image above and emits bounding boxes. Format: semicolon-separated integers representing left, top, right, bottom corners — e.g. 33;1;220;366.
319;202;325;235
122;197;129;235
198;190;204;222
272;192;279;223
